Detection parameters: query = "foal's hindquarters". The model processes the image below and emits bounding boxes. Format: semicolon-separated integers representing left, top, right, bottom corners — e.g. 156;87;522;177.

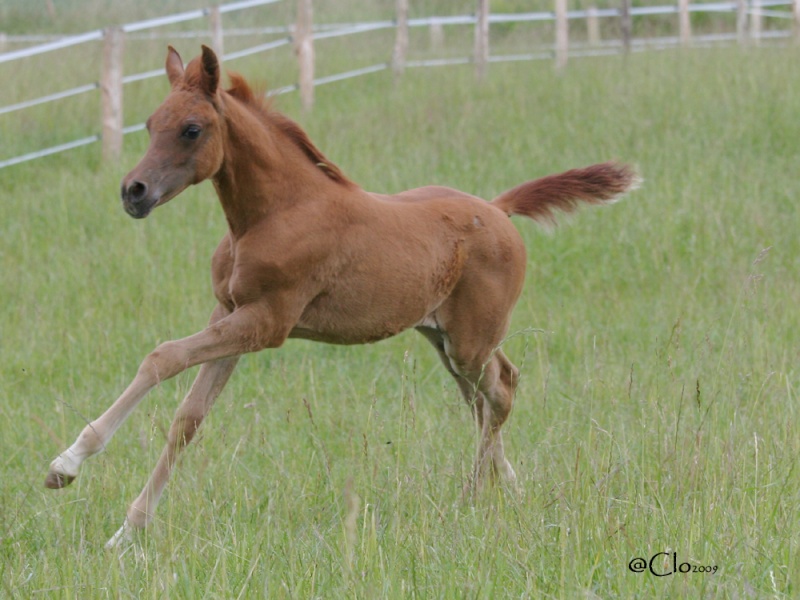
406;195;528;487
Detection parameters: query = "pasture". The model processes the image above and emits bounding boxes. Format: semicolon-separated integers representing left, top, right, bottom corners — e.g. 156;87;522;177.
2;41;799;598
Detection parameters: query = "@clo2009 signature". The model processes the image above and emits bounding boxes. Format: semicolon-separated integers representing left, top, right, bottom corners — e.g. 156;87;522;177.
628;552;718;576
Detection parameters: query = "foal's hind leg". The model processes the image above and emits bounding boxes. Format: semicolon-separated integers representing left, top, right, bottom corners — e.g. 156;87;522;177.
469;349;519;485
416;327;484;428
417;327;519;488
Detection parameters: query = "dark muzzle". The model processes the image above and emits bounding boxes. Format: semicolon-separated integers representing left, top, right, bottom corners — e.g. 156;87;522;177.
121;179;157;219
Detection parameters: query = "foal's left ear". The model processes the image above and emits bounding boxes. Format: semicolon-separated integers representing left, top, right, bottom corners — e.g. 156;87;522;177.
166;45;185;88
200;45;220;98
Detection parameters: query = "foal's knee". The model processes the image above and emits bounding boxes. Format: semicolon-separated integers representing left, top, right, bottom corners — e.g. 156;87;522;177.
138;341;190;385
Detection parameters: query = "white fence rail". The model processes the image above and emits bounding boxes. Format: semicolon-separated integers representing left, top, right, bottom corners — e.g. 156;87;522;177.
1;0;797;170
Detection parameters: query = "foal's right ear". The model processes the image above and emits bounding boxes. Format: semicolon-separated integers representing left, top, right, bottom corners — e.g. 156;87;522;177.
166;45;185;88
199;45;220;98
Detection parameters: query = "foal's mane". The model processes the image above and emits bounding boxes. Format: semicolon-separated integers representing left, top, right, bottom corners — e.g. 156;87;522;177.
225;73;353;187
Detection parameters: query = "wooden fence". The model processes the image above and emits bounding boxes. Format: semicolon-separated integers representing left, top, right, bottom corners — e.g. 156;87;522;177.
1;0;798;170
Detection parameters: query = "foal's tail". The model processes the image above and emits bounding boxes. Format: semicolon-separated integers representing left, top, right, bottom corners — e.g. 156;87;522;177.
491;162;640;226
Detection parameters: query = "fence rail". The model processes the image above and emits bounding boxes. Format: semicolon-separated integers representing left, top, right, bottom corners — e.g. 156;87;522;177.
1;0;798;171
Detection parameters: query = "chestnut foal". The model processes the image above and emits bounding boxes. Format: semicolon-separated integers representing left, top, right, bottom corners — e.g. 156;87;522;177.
45;46;638;547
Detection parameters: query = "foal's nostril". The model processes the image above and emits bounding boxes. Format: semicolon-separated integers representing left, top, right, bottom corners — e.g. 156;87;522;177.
125;180;148;202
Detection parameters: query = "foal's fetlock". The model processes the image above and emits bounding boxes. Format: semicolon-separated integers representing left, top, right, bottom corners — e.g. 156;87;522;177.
105;518;137;550
493;458;517;485
494;462;522;497
105;506;152;549
44;454;79;489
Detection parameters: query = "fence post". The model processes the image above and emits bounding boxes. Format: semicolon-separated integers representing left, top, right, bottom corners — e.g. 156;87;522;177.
474;0;489;81
295;0;314;111
555;0;568;69
620;0;632;53
101;27;124;162
209;5;224;58
392;0;409;77
794;0;800;41
678;0;691;45
750;0;762;44
737;0;748;43
587;6;600;46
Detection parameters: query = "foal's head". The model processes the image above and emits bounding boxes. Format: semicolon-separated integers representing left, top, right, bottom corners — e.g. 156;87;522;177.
121;46;224;219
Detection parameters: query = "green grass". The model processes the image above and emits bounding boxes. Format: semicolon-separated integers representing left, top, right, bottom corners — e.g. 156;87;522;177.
2;46;800;598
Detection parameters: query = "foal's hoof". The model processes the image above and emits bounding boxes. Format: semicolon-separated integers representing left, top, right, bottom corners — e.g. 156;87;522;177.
44;471;75;489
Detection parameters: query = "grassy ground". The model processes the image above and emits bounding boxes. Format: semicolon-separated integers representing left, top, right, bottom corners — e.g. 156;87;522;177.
2;45;799;598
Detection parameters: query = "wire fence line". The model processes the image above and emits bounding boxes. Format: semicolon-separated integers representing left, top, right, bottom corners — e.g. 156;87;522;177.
5;0;787;46
0;0;283;63
1;0;797;171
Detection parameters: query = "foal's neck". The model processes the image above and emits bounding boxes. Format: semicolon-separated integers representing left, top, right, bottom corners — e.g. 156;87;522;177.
212;97;348;239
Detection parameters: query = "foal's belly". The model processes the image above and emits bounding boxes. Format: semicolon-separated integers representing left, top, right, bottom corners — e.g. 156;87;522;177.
289;279;440;345
288;324;416;345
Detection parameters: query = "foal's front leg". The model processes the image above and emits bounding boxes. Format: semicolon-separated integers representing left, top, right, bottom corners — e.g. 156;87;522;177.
105;354;239;548
45;304;231;488
45;302;283;542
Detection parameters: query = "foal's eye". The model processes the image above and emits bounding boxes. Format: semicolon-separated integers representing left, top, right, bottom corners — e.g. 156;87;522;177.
182;125;202;140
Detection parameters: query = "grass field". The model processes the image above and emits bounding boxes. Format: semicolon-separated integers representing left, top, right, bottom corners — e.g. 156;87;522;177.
2;38;800;598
